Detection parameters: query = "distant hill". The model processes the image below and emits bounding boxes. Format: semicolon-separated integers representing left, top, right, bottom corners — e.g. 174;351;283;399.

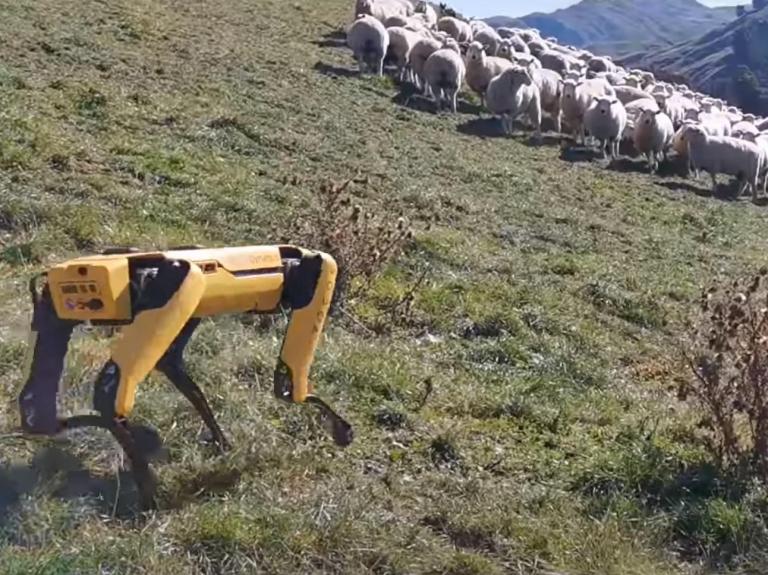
485;0;735;57
621;5;768;114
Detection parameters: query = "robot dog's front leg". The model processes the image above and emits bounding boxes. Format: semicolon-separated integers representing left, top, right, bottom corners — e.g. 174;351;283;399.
18;280;78;435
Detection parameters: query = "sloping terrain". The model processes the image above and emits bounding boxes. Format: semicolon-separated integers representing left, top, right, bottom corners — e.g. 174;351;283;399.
622;5;768;111
2;1;768;574
486;0;734;56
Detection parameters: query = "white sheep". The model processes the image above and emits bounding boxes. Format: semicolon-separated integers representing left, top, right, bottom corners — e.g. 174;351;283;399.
387;26;419;82
409;35;442;92
423;39;466;113
530;67;562;133
584;97;627;159
355;0;412;23
684;126;764;200
414;1;437;29
473;26;503;56
732;121;761;139
539;50;584;77
437;17;473;43
486;66;542;139
741;133;768;195
560;78;615;144
464;41;512;108
614;85;653;105
633;109;675;173
347;15;389;76
588;57;617;74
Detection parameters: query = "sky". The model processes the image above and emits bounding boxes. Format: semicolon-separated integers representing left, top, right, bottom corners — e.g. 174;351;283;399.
448;0;738;18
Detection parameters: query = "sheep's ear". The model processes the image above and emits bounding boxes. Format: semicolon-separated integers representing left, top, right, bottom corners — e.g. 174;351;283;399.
592;96;598;103
655;109;663;115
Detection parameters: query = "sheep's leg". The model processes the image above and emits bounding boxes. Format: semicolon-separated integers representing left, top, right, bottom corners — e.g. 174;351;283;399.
357;54;365;75
553;112;561;134
450;89;458;114
377;57;384;77
648;152;655;174
710;173;718;195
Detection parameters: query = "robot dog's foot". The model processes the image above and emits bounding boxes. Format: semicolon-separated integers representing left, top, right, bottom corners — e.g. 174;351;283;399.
63;415;159;511
306;395;354;447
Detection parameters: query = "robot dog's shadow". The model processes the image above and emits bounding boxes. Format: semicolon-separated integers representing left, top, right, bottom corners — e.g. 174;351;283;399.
0;443;154;523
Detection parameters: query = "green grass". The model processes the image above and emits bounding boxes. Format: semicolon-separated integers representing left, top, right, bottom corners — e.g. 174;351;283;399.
2;0;768;573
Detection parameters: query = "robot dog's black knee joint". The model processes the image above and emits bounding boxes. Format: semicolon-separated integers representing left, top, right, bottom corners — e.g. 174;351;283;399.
93;360;121;419
133;258;191;314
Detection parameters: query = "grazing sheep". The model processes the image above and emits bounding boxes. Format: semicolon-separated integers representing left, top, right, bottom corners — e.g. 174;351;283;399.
437;17;473;43
684;126;764;200
560;78;615;143
348;15;389;76
633;109;675;173
464;41;512;108
584;97;627;159
486;66;542;138
409;35;442;92
387;26;419;82
423;39;466;113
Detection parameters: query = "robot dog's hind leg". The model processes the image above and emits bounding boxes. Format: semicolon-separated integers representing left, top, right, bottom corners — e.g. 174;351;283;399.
156;319;231;453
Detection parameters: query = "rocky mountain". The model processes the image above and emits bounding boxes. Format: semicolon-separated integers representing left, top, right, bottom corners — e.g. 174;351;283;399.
485;0;735;56
621;5;768;113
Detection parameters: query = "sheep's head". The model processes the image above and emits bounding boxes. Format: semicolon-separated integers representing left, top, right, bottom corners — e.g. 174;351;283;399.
358;0;374;14
497;40;514;60
415;0;428;13
561;80;577;100
509;66;533;87
467;41;486;63
594;97;619;116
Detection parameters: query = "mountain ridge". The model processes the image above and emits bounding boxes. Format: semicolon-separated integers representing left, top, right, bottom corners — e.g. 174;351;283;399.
485;0;735;56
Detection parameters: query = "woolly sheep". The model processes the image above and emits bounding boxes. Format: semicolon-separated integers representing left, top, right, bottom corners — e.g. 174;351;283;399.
684;126;764;200
473;26;503;56
656;95;685;128
740;133;768;195
437;17;473;43
539;50;584;76
614;85;654;105
409;35;442;92
732;121;760;139
356;0;412;23
530;67;562;132
423;39;466;113
623;98;661;141
699;113;732;137
464;42;512;108
384;15;409;28
486;66;542;139
633;109;675;173
347;15;389;76
414;1;437;29
527;39;549;57
588;57;617;74
387;26;419;82
584;97;627;159
560;78;615;143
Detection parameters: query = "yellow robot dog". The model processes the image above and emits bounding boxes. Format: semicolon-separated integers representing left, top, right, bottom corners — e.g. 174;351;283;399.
17;245;352;509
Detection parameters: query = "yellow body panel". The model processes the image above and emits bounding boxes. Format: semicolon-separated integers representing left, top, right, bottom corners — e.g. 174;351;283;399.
48;257;132;321
112;263;205;417
279;251;338;402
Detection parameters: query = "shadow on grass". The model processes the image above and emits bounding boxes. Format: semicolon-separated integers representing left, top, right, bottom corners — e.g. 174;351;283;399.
313;61;359;79
312;30;347;48
0;445;144;522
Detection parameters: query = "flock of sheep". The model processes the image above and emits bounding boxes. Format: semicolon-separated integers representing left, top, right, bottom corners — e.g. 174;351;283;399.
345;0;768;201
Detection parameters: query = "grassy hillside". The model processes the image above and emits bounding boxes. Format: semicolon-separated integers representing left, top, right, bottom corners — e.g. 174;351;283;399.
485;0;733;57
2;0;768;574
